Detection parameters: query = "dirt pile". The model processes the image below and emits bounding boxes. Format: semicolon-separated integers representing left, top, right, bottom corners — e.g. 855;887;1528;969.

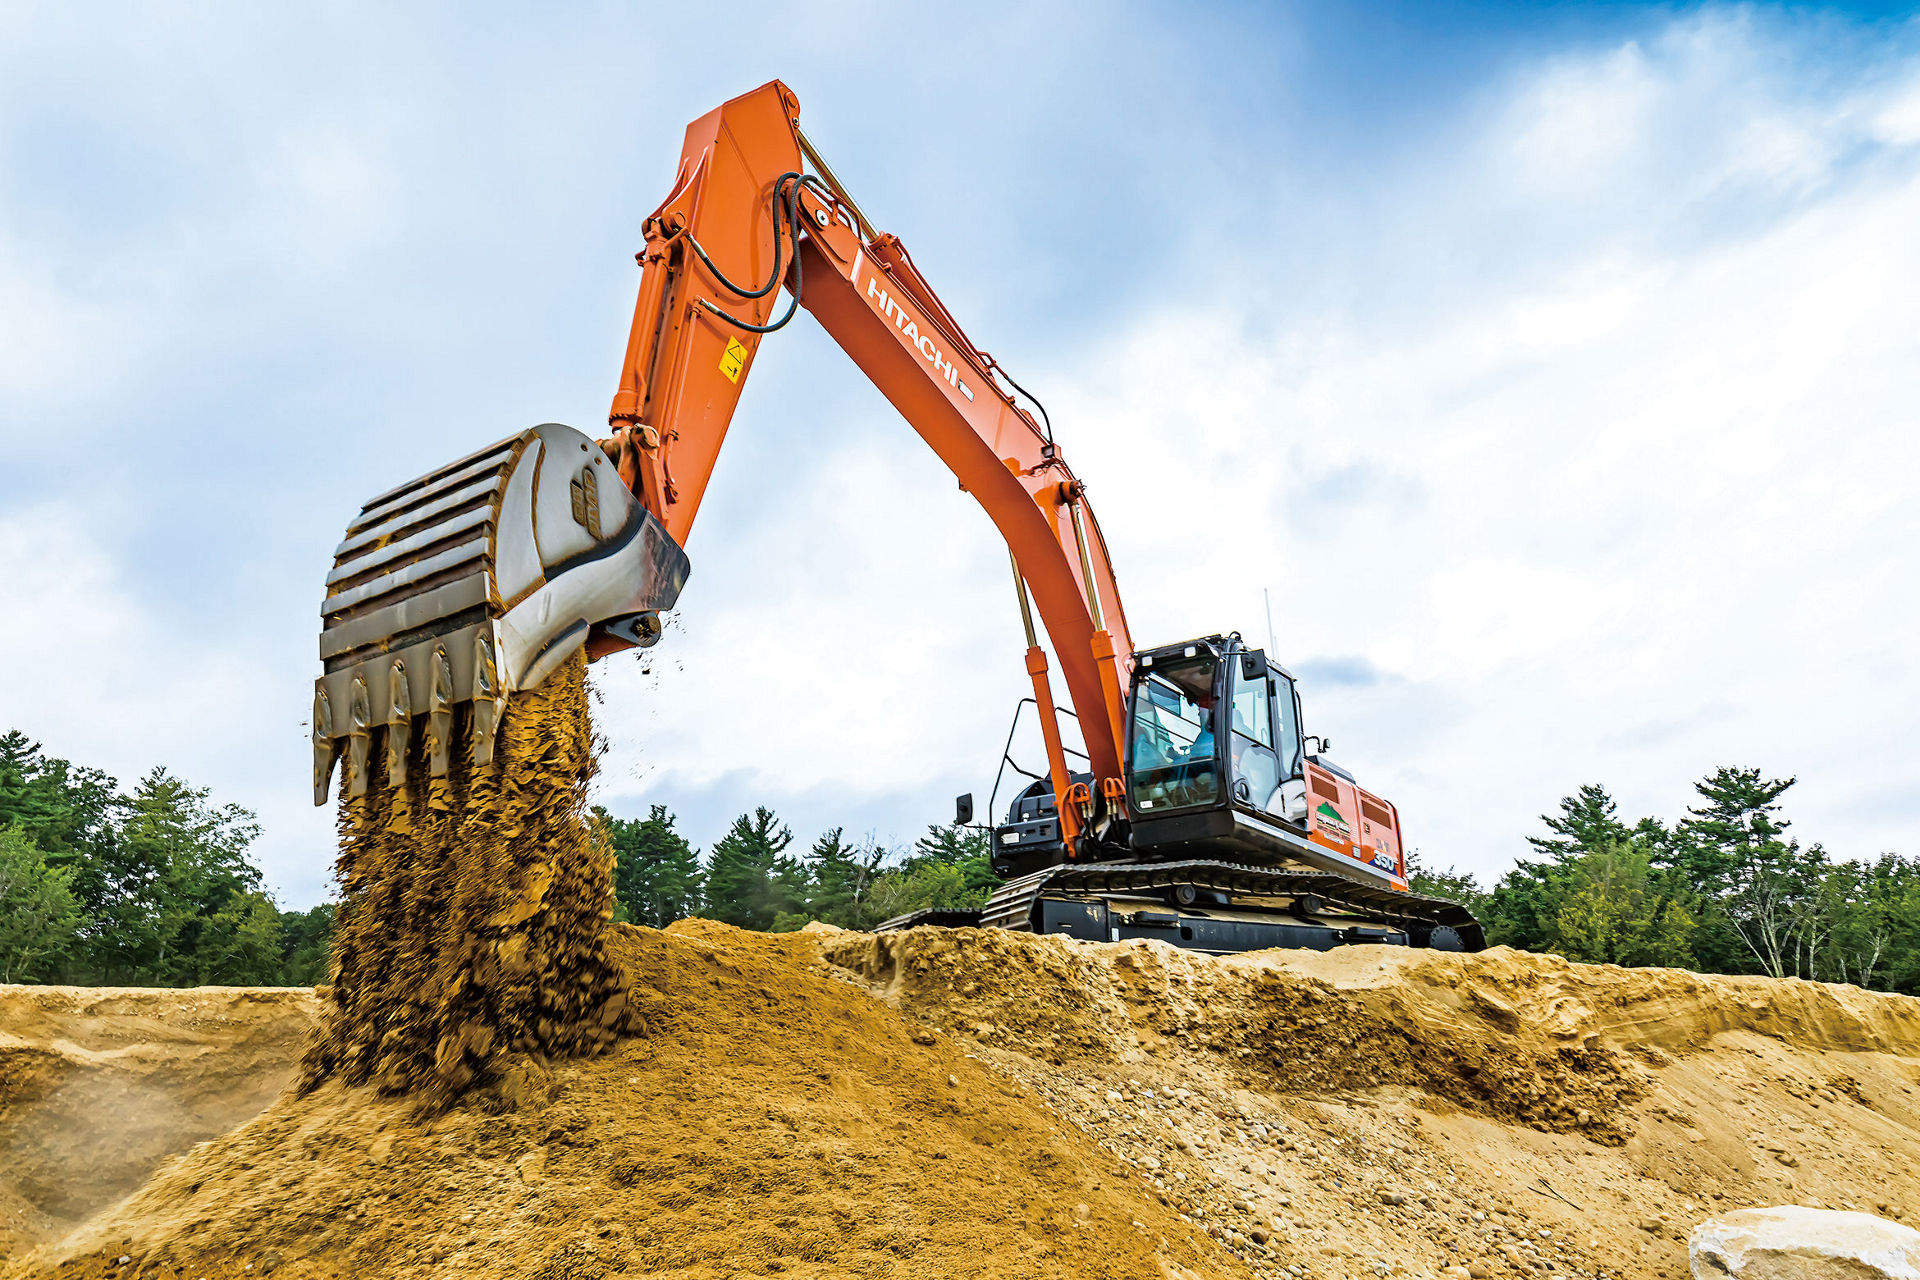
0;985;317;1260
824;929;1650;1142
822;928;1920;1144
19;923;1243;1280
302;651;629;1101
8;922;1920;1280
825;929;1920;1279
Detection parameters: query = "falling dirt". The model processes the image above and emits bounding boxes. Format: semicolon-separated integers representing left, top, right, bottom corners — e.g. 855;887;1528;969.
301;650;628;1102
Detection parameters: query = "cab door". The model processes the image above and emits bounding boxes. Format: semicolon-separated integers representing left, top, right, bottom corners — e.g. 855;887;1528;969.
1270;673;1304;781
1226;661;1281;813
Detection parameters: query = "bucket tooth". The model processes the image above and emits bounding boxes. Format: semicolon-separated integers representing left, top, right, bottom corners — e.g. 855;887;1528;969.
346;676;372;799
312;687;338;805
385;658;412;789
471;630;505;767
426;645;454;778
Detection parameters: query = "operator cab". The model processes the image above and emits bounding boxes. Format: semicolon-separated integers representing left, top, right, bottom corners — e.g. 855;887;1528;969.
977;633;1410;891
1125;635;1408;890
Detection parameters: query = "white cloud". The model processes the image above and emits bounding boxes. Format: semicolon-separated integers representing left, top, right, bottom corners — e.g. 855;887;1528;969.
0;240;127;401
1875;78;1920;144
1047;30;1920;877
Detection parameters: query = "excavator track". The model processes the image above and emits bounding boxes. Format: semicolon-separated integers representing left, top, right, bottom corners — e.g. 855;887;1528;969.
878;859;1485;952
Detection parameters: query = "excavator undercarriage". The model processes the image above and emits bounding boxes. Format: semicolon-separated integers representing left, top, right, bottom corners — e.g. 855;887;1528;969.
884;862;1481;953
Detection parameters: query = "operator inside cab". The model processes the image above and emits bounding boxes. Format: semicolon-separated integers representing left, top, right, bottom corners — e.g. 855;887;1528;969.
1127;653;1221;812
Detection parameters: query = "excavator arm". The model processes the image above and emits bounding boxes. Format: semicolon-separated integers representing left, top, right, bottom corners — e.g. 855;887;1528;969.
313;81;1133;849
598;80;1133;839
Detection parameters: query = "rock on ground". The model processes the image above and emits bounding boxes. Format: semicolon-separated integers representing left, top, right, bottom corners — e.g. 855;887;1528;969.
1690;1205;1920;1279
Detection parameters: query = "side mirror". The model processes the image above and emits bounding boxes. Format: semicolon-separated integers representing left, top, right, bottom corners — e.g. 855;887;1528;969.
1240;650;1267;681
955;793;975;825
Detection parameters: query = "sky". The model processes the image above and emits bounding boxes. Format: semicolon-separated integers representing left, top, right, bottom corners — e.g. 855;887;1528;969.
1;1;1916;908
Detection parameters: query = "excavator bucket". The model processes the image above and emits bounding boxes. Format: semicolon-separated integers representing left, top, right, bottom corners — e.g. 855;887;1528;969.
311;422;688;804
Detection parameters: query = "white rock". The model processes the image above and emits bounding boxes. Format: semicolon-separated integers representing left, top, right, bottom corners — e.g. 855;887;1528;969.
515;1147;546;1184
1690;1206;1920;1280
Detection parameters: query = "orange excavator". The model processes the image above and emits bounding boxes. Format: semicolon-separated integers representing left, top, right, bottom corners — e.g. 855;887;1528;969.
311;82;1483;954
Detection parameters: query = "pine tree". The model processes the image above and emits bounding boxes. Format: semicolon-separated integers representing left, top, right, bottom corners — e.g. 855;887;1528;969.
1480;858;1570;951
1404;847;1486;912
908;823;998;899
1526;783;1631;859
1674;768;1810;977
1544;841;1696;968
848;823;1003;924
805;827;885;928
1485;784;1672;953
703;807;799;931
195;890;288;985
0;731;125;917
1856;856;1920;995
277;903;336;985
607;805;705;928
96;768;263;984
1675;767;1796;882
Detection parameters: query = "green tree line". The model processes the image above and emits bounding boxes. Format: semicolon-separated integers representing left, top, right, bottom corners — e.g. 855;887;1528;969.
0;731;332;985
1409;765;1920;994
600;804;998;933
10;724;1910;994
0;726;998;985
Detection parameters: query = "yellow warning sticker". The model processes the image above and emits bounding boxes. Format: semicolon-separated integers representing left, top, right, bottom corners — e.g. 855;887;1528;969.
718;336;749;383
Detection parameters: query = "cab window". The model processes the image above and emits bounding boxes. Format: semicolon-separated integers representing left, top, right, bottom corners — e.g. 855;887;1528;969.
1273;673;1303;779
1127;657;1219;813
1231;678;1272;748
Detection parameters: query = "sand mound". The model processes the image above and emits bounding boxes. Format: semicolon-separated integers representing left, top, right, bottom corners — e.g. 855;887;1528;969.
18;924;1245;1280
302;651;629;1101
0;985;317;1260
10;925;1919;1280
825;928;1920;1278
821;929;1920;1143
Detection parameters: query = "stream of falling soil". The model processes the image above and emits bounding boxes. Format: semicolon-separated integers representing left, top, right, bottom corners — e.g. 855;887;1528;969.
299;651;628;1102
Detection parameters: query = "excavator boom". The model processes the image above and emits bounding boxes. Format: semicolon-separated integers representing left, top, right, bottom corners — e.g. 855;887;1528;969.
602;81;1134;807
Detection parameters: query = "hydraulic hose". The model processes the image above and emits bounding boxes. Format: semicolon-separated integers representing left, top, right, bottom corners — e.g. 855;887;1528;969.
683;172;802;300
696;174;806;334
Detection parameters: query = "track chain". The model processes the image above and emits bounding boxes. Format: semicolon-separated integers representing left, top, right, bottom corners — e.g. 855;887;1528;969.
881;859;1485;950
